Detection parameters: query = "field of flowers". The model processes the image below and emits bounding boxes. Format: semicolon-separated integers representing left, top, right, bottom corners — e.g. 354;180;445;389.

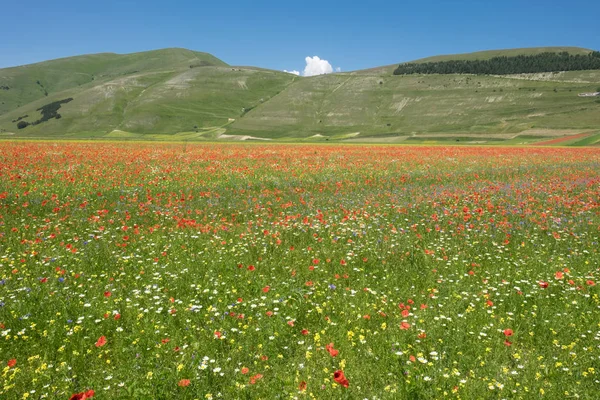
0;142;599;399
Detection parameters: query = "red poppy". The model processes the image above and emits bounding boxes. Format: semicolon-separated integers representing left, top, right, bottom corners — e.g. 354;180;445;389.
333;370;349;388
262;286;270;293
178;379;191;387
249;374;263;384
400;321;411;330
504;340;512;347
586;280;596;286
539;281;549;289
503;329;513;337
104;291;111;298
555;271;564;279
69;390;95;400
241;367;249;374
7;358;16;368
95;336;107;347
301;329;309;335
247;265;255;271
114;313;121;320
214;331;222;339
326;343;339;357
299;381;307;391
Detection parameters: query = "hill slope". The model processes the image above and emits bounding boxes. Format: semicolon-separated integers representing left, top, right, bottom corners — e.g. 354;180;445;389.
1;47;599;143
0;49;297;137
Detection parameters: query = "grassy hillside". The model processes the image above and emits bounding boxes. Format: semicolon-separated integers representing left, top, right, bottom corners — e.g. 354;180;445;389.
0;48;226;116
0;49;297;137
1;47;599;144
230;69;600;141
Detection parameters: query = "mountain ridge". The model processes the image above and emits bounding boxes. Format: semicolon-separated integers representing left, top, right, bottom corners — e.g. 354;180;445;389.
1;46;599;144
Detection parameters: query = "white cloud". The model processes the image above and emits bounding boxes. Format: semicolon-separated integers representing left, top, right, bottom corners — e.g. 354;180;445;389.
285;56;340;77
303;56;334;77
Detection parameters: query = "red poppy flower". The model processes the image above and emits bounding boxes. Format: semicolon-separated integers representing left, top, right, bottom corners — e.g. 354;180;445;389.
503;329;513;337
539;281;549;289
299;381;307;391
504;340;512;347
586;280;596;286
400;321;411;330
214;331;222;339
555;271;564;279
104;291;111;298
301;329;309;335
262;286;270;293
69;390;94;400
249;374;263;384
333;370;349;387
241;367;249;374
95;336;107;347
7;358;16;368
178;379;191;387
114;313;121;320
326;343;339;357
247;265;255;271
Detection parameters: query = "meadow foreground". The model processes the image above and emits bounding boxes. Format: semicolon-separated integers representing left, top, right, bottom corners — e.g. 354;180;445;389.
0;142;599;399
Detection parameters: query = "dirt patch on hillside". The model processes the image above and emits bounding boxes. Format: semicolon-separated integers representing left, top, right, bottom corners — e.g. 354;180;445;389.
519;129;591;137
534;132;592;145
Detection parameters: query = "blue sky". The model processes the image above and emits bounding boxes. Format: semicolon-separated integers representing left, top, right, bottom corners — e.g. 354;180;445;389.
1;0;598;72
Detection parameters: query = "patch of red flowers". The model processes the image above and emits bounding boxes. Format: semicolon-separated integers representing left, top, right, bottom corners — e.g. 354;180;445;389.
326;343;339;357
249;373;263;384
333;370;349;387
95;336;107;347
69;390;95;400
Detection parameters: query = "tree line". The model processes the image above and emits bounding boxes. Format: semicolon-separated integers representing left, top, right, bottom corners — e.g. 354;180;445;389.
393;51;600;75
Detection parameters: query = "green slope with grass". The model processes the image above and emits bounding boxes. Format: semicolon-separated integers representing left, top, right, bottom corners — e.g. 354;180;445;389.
1;47;599;144
0;49;297;137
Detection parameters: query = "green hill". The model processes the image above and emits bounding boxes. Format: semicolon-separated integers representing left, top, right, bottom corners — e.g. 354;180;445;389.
1;47;599;144
0;49;297;138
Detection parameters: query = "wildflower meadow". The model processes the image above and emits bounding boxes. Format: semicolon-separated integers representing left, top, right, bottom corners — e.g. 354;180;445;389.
0;142;599;399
